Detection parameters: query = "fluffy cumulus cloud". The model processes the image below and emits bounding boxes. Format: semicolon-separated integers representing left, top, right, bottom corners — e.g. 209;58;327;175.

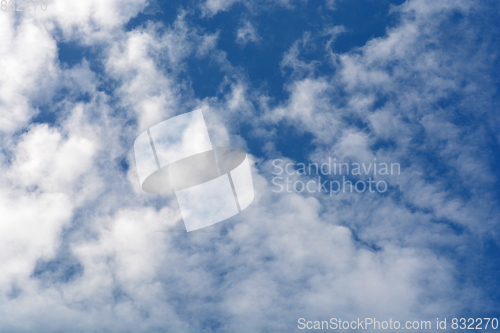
0;0;499;331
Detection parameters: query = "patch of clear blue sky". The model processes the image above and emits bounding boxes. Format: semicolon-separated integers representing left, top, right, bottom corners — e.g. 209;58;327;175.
52;0;404;163
55;0;407;102
125;0;405;101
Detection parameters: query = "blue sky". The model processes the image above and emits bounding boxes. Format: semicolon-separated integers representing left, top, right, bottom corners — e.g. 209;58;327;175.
0;0;500;331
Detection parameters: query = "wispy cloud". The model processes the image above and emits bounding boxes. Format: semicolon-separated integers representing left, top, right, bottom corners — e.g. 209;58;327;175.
236;20;260;45
0;0;498;331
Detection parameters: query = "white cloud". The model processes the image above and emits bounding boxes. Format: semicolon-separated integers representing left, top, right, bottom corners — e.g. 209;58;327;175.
0;15;58;133
202;0;241;16
0;0;498;330
201;0;299;16
282;27;345;78
9;121;96;192
236;20;260;45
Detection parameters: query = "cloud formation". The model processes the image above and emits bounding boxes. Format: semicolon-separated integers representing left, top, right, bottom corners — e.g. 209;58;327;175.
0;0;499;331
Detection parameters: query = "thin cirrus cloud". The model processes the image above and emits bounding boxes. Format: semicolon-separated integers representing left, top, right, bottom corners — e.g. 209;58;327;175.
236;20;260;45
0;0;499;331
